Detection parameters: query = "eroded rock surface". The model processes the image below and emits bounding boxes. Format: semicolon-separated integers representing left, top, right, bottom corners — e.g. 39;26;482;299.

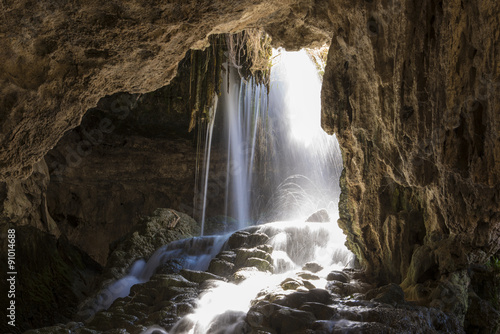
0;0;331;180
321;0;500;328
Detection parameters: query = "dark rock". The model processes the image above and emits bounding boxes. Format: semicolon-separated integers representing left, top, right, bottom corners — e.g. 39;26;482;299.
227;231;251;249
366;283;406;305
274;289;332;309
299;302;336;320
281;278;303;290
302;262;323;273
0;225;102;332
208;258;235;278
465;291;500;333
326;271;350;283
156;259;183;274
269;307;316;333
105;209;199;280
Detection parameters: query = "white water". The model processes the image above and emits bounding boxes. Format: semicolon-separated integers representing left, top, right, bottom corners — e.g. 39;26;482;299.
89;48;352;332
142;49;353;334
80;234;230;319
166;222;353;334
195;48;343;230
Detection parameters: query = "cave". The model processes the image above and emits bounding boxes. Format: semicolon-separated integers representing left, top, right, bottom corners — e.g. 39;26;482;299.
0;1;499;333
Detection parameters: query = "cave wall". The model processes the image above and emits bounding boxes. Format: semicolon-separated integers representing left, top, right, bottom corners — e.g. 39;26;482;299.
0;0;322;180
321;0;500;315
43;56;200;265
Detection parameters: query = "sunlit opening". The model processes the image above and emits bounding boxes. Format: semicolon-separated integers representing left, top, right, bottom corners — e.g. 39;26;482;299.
271;48;324;147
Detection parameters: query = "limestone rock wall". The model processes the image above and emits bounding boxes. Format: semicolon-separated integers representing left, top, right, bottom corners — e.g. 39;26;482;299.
0;0;325;180
0;160;59;234
321;0;499;306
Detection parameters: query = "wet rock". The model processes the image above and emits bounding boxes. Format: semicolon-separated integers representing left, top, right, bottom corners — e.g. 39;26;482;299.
313;319;395;334
326;270;350;283
235;247;273;268
257;244;273;254
23;326;71;334
217;250;237;263
365;283;406;306
227;231;251;249
87;311;140;332
281;278;303;291
299;302;336;321
199;279;225;291
302;280;317;290
150;274;198;289
206;310;250;333
302;262;323;273
156;259;183;274
297;272;320;280
247;232;270;248
245;257;273;272
231;267;261;283
305;209;330;222
274;289;332;309
208;258;235;278
326;281;359;298
105;209;199;280
269;307;316;333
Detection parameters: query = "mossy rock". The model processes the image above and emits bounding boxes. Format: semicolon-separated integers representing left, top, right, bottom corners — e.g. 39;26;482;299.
104;208;200;281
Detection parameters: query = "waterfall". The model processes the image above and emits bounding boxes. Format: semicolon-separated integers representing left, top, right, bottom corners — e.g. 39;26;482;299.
88;48;352;332
197;48;343;232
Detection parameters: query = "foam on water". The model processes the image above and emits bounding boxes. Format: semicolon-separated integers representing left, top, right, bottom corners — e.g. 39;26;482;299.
80;234;230;318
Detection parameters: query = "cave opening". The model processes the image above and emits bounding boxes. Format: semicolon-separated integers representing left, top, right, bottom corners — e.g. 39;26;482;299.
45;34;356;333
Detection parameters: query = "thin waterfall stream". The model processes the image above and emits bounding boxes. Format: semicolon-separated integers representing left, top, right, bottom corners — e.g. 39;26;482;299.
83;48;353;333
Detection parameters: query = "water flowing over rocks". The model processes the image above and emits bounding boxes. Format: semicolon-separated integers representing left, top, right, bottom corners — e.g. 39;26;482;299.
103;208;200;281
1;0;499;332
24;224;465;334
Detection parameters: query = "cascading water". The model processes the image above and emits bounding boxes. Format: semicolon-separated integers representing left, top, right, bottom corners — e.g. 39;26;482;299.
145;48;353;333
87;48;353;333
197;48;343;231
256;48;343;223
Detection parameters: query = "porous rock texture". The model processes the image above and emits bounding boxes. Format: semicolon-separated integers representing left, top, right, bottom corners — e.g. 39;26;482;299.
321;0;500;327
0;0;325;180
1;0;499;332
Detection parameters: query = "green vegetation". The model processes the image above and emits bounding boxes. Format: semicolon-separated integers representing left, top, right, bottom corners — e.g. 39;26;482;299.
486;256;500;271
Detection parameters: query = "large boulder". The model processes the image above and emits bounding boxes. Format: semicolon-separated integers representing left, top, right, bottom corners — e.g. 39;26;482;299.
104;208;199;281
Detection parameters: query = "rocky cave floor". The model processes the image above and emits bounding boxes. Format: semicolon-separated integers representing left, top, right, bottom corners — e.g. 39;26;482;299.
25;224;465;334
